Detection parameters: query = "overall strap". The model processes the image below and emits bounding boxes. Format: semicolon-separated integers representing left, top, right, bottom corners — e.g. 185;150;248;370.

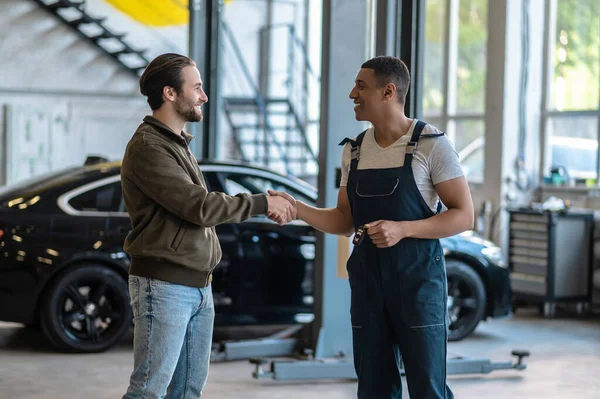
405;120;427;166
339;129;368;174
409;121;445;214
435;199;443;214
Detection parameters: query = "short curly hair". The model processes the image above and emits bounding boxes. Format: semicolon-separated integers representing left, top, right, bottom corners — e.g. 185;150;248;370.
139;53;195;110
361;56;410;104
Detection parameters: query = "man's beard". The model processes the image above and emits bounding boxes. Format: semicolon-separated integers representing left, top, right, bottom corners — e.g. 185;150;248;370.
175;97;203;122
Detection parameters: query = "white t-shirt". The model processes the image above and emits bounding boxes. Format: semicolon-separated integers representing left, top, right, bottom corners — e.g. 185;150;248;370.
340;119;464;212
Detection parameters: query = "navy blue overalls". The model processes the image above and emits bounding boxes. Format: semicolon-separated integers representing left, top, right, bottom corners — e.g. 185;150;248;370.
341;121;453;399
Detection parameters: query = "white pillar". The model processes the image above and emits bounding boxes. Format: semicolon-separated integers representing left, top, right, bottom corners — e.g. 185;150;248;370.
475;0;545;252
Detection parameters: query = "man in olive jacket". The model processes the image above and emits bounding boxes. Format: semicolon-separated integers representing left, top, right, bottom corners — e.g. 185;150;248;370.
121;53;294;399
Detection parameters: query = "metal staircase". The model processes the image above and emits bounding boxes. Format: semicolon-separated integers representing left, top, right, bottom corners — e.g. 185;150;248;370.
221;21;319;181
31;0;148;76
222;96;317;180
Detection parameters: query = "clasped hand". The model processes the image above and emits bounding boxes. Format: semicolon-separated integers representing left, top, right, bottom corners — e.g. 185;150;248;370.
266;190;297;225
364;220;408;248
265;191;408;246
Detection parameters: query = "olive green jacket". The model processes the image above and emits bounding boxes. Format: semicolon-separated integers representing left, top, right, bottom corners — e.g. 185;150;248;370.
121;116;267;287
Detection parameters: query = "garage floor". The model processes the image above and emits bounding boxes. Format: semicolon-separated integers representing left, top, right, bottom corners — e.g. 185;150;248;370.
1;308;599;399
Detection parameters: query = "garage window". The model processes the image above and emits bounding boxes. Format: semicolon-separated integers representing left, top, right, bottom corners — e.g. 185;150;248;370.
422;0;489;183
541;0;600;180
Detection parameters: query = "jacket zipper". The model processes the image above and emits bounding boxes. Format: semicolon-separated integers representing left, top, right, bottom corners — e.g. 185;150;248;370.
183;141;202;179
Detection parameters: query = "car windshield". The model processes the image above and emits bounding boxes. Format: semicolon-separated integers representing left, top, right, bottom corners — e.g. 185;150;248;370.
221;173;316;205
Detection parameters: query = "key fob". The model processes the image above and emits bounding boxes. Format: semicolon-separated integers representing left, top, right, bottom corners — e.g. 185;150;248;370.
353;225;367;246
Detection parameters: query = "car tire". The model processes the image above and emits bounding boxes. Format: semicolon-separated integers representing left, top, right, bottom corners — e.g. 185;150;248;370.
40;264;131;353
446;259;486;342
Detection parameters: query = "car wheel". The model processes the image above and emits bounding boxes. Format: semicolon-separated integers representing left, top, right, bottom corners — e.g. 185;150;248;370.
40;264;131;353
446;259;486;342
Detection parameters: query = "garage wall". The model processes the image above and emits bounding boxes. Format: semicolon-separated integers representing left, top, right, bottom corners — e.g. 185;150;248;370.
0;96;147;186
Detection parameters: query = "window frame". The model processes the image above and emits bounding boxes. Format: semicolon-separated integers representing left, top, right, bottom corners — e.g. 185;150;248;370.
58;174;127;217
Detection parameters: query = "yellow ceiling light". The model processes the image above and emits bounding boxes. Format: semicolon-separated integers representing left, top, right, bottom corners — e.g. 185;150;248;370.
104;0;189;26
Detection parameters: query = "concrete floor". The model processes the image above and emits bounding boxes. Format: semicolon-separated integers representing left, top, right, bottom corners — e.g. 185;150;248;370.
1;308;599;399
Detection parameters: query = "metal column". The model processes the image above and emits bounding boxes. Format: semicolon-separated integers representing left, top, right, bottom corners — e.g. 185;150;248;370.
375;0;397;57
396;0;426;119
310;0;370;360
189;0;221;160
374;0;426;118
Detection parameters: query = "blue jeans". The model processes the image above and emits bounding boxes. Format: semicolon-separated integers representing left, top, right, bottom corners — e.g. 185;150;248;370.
123;276;215;399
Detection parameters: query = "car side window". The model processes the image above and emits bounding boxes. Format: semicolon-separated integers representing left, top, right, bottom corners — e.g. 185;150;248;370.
221;173;314;205
69;181;122;212
223;178;250;197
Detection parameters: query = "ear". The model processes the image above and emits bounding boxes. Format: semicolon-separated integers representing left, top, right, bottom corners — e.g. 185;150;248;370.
163;86;177;103
383;83;396;101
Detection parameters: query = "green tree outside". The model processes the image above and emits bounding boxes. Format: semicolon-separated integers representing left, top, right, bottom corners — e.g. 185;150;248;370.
553;0;600;110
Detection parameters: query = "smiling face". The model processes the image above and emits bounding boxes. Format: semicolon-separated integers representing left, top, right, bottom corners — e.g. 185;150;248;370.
349;57;411;125
349;68;389;124
173;65;208;123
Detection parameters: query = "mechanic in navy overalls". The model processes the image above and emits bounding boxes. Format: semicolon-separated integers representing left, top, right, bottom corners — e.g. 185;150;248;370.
268;56;474;398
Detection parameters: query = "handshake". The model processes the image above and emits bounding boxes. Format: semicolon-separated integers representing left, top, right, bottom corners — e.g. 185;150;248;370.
266;190;297;225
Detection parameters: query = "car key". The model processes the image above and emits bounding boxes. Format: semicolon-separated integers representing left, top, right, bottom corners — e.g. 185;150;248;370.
353;225;367;245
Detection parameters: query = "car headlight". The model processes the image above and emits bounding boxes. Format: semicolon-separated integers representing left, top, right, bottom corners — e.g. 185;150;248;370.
481;246;506;268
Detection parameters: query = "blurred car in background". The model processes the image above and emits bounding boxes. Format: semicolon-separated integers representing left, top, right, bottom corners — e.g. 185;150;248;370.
0;160;512;352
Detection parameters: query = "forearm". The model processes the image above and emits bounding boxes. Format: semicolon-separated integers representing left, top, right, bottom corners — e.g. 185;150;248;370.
195;192;267;227
129;145;267;227
405;208;474;239
132;177;266;227
296;201;354;236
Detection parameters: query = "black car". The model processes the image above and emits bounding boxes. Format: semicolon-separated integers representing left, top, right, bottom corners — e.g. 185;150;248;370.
0;160;512;353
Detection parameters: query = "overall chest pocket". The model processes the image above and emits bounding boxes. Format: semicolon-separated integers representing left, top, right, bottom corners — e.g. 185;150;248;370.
355;177;399;198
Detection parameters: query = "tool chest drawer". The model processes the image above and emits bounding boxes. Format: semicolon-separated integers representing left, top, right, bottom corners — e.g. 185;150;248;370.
507;208;594;316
